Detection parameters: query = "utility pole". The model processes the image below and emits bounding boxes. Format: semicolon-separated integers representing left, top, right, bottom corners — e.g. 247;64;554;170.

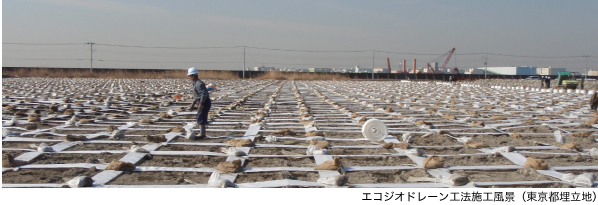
88;42;95;72
372;51;375;80
243;46;246;79
482;54;488;79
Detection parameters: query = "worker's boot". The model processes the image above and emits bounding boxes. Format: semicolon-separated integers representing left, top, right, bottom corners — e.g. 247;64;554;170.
199;124;207;138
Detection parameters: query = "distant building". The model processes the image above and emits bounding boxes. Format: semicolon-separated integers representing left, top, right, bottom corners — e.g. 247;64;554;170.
536;67;566;75
588;70;598;77
373;68;389;73
359;68;373;73
429;62;438;72
464;68;486;74
478;66;537;75
252;66;276;71
308;68;332;72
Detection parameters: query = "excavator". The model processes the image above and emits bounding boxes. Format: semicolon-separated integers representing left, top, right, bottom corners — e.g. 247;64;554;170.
555;71;583;89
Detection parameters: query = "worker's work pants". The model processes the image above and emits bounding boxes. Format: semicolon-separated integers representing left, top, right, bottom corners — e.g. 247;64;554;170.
196;98;212;125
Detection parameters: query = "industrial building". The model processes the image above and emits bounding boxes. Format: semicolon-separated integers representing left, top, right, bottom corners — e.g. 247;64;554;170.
464;68;486;75
536;67;567;75
477;66;537;75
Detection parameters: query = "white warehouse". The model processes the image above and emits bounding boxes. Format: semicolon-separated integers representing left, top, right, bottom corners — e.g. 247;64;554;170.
477;66;537;75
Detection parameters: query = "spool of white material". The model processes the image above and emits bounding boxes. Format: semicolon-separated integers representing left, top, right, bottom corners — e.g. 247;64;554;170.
567;89;573;94
361;119;388;142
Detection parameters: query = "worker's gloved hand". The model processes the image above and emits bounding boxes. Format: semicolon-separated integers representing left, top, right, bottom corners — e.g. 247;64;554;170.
189;103;197;110
198;103;204;111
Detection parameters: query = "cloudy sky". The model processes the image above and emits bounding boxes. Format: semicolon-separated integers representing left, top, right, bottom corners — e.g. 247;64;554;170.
3;0;597;72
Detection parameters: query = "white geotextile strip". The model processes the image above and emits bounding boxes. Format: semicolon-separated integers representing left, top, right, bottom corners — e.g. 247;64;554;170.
308;82;598;188
4;79;597;188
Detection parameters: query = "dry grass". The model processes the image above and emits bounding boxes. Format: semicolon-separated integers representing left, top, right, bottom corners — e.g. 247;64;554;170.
253;71;352;81
2;68;239;79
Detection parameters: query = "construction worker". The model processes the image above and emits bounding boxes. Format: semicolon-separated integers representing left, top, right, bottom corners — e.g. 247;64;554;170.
540;76;545;88
187;67;211;138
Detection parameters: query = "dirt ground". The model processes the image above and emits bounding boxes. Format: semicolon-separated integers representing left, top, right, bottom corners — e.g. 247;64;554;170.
451;168;555;182
336;156;416;167
32;152;126;164
443;154;515;166
345;169;431;184
245;157;316;167
235;171;319;183
411;134;461;146
2;150;31;156
521;154;598;167
2;141;59;149
249;147;306;155
107;171;212;185
157;144;224;153
65;143;131;151
205;131;248;137
324;132;367;139
506;126;554;133
2;167;101;184
139;155;228;168
328;148;397;155
419;146;482;155
471;134;537;147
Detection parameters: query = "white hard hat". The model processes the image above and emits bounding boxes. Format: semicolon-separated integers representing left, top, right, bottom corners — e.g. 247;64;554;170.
187;67;198;76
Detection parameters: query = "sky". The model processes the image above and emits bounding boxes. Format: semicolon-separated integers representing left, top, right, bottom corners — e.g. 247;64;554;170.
2;0;598;72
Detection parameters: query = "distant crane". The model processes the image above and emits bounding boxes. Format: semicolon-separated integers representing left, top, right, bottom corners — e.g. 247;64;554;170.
426;63;435;73
437;48;456;74
426;48;456;74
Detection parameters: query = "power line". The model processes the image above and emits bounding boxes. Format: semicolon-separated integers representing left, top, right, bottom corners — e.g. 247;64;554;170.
246;46;369;53
94;43;244;50
97;59;242;64
2;49;89;51
2;58;86;61
4;42;596;58
2;43;86;45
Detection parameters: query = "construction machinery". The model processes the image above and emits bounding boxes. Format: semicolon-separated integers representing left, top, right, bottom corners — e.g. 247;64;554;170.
426;48;456;74
555;71;580;89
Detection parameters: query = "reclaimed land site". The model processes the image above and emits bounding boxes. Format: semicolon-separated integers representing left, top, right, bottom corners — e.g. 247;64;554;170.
2;69;598;188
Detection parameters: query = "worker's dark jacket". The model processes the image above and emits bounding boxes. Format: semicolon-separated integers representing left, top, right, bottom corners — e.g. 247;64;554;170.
192;79;211;124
